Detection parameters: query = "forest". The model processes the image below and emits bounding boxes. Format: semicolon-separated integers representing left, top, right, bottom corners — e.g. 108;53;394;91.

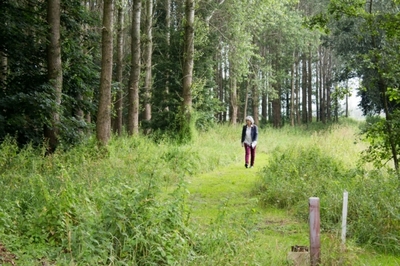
1;0;398;157
1;0;400;265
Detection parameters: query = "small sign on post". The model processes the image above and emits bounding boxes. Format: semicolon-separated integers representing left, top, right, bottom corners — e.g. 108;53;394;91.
309;197;321;266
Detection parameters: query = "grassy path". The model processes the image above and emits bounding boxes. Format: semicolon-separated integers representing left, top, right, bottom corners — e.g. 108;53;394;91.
185;151;400;265
185;152;309;265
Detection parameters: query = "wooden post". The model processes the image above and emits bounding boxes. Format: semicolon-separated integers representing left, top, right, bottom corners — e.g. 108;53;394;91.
341;191;348;244
309;197;320;266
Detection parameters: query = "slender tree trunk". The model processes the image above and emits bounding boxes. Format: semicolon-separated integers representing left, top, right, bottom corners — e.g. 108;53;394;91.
252;76;259;125
345;79;349;117
180;0;195;140
262;92;267;123
320;47;326;124
223;57;228;122
307;50;313;123
315;48;320;121
301;54;307;124
45;0;62;152
96;0;113;145
113;3;124;135
127;0;141;135
0;51;7;88
229;66;238;124
381;78;399;171
164;0;171;111
217;60;223;122
326;52;332;122
243;80;249;122
143;0;153;126
272;57;281;128
272;88;281;128
261;52;268;124
290;53;295;126
295;54;300;125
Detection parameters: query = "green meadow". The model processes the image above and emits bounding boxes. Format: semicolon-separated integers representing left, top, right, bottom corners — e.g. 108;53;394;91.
1;119;400;265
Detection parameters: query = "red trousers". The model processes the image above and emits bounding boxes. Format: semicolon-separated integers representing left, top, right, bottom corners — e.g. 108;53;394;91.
244;143;256;166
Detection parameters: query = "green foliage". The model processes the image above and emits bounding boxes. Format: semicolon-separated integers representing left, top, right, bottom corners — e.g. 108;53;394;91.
0;0;100;148
0;125;243;264
254;145;349;230
359;114;400;169
254;133;400;254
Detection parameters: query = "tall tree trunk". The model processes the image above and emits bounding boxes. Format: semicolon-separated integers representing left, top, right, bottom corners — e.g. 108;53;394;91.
307;50;313;123
290;53;295;126
345;79;349;117
217;60;224;122
243;80;249;122
262;92;267;123
164;0;171;111
180;0;195;140
326;52;332;122
0;51;7;88
96;0;114;145
272;88;281;128
295;54;300;125
315;48;320;121
113;3;124;136
143;0;153;126
229;65;238;125
45;0;62;153
301;54;307;124
381;78;399;171
252;76;259;125
320;47;326;124
127;0;141;135
272;57;282;128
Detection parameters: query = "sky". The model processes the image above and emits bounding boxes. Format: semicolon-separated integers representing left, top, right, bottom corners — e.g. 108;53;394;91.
340;78;364;120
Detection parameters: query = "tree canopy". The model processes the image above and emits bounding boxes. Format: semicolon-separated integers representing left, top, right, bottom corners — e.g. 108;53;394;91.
1;0;400;169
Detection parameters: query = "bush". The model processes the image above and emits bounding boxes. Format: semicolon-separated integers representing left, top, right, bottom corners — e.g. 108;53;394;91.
254;145;400;254
0;125;242;264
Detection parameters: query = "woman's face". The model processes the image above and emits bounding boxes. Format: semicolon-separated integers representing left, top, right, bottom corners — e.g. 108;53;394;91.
246;120;252;126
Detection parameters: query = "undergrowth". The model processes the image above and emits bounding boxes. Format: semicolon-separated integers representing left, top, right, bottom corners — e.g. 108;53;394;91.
0;125;241;265
254;124;400;257
1;121;400;265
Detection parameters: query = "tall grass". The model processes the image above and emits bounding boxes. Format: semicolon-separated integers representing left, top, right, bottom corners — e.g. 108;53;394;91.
0;125;243;264
2;120;399;265
254;119;400;257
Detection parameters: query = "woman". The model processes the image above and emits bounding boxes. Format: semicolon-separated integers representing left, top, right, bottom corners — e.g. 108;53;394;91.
241;116;258;168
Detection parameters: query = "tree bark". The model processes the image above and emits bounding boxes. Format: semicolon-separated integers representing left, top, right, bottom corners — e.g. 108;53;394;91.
143;0;153;125
164;0;171;111
243;80;249;122
272;56;282;128
301;53;307;124
326;52;332;122
307;50;313;123
290;52;295;127
229;72;238;124
180;0;195;140
252;75;259;125
0;51;7;88
127;0;141;135
295;54;300;125
45;0;63;153
96;0;114;145
315;50;319;121
112;3;124;136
